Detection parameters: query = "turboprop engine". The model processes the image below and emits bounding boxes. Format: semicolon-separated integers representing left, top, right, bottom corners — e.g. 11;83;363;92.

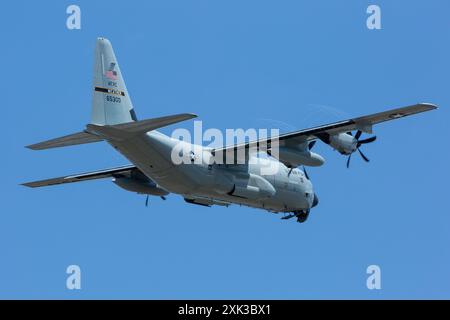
317;131;377;168
328;133;357;155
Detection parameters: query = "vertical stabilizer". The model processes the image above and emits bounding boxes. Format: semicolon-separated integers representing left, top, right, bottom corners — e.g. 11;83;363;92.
91;37;137;125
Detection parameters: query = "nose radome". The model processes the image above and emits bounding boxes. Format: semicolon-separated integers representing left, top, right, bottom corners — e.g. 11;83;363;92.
312;193;319;208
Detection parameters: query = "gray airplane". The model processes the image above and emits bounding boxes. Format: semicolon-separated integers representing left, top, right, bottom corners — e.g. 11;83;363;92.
23;38;437;223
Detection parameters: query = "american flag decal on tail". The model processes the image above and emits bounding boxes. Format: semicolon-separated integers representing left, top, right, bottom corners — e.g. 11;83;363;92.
105;70;118;80
105;62;118;80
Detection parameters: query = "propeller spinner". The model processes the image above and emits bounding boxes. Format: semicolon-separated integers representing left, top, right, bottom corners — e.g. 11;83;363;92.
346;130;377;168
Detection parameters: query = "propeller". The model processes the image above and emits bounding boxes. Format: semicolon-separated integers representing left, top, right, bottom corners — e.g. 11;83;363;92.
346;130;377;168
145;195;149;207
303;166;310;180
346;154;352;168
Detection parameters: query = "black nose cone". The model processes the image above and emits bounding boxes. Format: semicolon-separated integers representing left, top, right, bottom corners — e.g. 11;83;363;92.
312;193;319;208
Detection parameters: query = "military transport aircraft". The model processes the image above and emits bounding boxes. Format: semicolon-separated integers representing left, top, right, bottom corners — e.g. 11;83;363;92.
22;38;437;223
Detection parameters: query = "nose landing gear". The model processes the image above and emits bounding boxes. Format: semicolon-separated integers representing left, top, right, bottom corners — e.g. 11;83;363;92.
281;210;310;223
295;210;309;223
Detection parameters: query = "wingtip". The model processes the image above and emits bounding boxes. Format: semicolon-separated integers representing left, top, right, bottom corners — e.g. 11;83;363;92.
419;102;438;110
181;113;198;120
20;182;34;188
25;142;50;150
25;144;39;150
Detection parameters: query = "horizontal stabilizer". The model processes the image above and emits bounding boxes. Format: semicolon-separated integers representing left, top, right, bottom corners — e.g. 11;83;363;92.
22;164;136;188
27;113;197;150
26;131;103;150
115;113;197;133
86;113;197;139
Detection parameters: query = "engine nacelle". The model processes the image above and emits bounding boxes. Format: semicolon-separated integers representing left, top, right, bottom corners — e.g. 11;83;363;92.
274;146;325;167
328;133;357;155
113;177;169;196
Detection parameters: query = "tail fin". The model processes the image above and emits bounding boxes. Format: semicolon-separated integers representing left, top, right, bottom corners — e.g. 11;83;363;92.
26;38;197;151
91;37;137;125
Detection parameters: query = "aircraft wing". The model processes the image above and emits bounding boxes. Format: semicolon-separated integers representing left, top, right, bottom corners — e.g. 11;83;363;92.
22;164;137;188
212;103;437;159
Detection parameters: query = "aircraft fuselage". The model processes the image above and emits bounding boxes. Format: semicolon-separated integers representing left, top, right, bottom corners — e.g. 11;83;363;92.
106;130;315;213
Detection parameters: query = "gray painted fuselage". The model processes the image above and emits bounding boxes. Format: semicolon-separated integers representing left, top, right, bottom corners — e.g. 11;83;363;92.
107;130;314;213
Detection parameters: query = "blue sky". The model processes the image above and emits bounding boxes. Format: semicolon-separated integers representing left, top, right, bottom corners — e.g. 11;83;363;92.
1;0;449;299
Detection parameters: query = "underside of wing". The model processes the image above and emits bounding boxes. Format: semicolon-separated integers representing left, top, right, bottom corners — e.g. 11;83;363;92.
22;164;137;188
212;103;437;163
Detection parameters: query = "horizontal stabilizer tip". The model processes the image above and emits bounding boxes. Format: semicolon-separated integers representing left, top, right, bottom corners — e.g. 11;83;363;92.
26;131;103;150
